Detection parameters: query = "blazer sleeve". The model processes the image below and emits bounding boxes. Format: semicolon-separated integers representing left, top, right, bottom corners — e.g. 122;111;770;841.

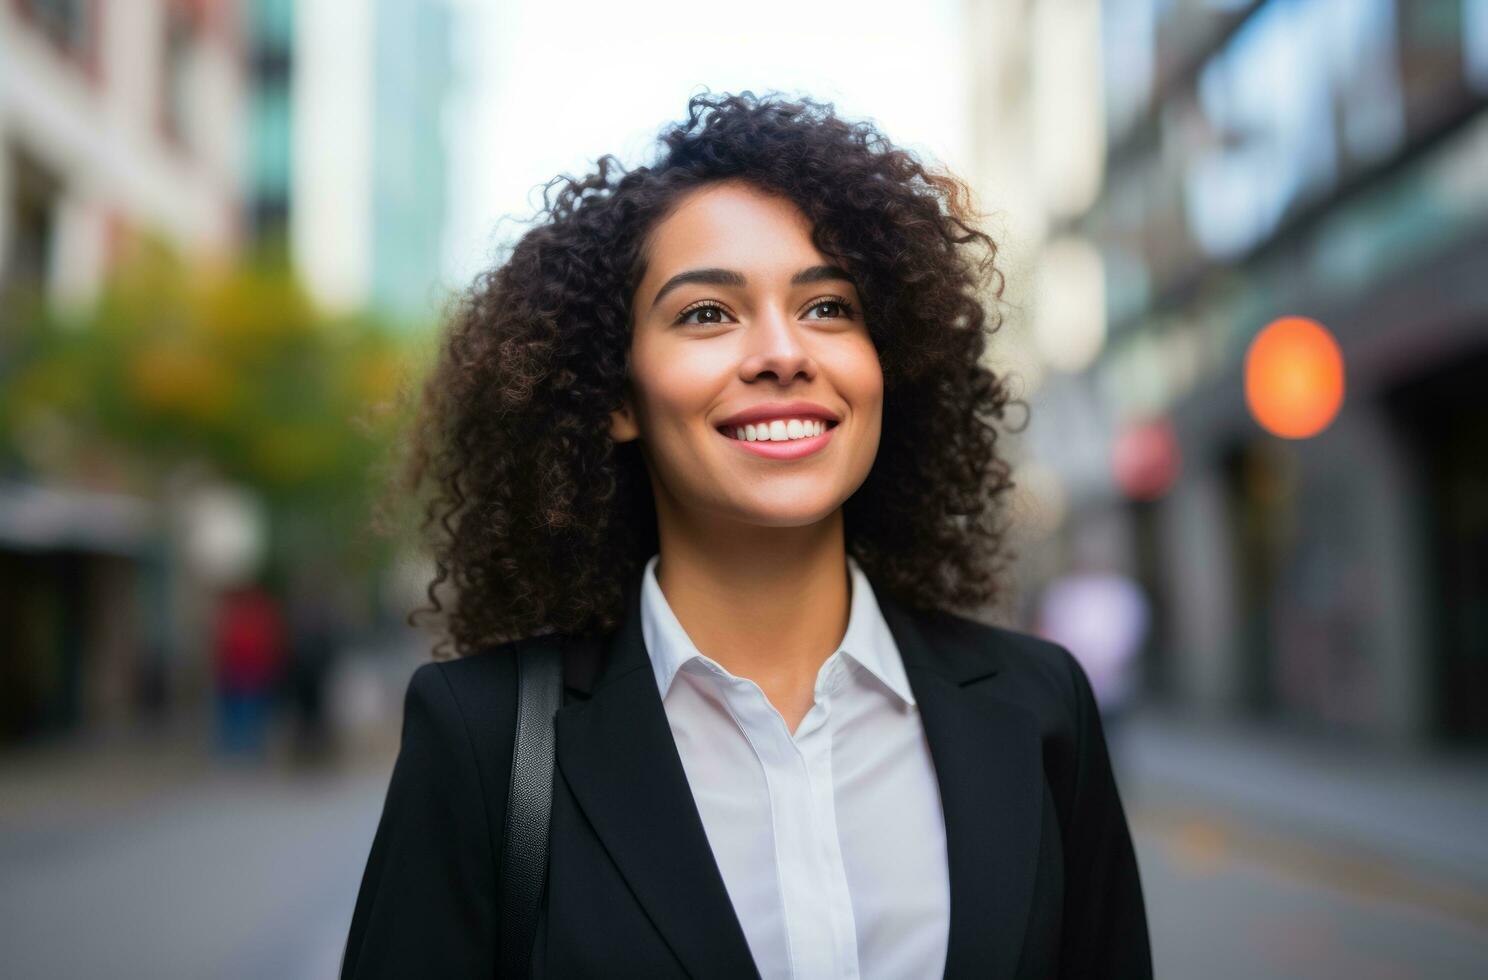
1056;646;1153;979
341;661;499;979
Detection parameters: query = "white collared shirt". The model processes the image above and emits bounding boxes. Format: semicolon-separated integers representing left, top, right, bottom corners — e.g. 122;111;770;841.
639;553;950;980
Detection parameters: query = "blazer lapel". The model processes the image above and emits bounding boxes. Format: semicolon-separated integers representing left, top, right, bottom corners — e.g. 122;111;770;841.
554;570;1043;980
876;588;1045;980
554;575;761;980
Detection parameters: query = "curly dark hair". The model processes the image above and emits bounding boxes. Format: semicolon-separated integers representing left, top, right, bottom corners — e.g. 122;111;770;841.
399;90;1020;658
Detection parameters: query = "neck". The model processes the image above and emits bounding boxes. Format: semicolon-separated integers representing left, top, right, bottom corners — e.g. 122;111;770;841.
651;511;851;695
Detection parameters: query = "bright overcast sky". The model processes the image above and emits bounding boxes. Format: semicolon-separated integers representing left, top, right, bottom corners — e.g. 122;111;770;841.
441;0;971;288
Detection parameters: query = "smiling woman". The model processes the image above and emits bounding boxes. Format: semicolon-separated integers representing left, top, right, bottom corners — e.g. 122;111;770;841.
608;179;887;541
343;91;1151;979
396;91;1022;652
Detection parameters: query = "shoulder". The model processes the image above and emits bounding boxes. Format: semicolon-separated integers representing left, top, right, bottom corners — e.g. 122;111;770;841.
911;606;1085;695
913;608;1112;826
407;632;559;716
398;635;553;776
909;606;1092;731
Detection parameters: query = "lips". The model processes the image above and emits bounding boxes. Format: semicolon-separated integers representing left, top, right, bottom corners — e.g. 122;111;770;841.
717;420;837;460
714;400;841;429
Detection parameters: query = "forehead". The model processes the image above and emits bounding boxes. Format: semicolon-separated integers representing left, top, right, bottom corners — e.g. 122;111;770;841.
642;180;824;273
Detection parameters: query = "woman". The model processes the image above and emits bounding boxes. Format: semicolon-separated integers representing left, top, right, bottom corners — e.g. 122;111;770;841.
342;91;1151;979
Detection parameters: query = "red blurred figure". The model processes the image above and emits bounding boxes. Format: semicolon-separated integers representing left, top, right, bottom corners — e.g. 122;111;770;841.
213;583;286;758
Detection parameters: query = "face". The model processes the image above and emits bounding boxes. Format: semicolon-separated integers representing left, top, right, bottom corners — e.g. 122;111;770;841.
610;179;884;531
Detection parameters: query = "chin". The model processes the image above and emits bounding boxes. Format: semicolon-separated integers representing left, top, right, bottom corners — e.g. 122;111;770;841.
733;495;846;528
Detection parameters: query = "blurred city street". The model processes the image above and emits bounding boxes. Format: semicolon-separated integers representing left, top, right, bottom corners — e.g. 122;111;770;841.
0;720;396;980
1117;712;1488;979
4;0;1487;977
4;701;1486;980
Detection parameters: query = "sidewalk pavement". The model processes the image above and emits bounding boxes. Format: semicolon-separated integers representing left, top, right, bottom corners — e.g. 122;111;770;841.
0;648;417;843
1111;705;1488;901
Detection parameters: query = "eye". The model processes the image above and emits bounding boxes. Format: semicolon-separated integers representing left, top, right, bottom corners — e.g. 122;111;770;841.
675;300;735;326
803;296;856;320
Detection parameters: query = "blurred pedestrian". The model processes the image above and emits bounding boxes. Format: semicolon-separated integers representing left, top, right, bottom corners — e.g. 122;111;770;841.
284;565;345;766
1036;568;1150;735
213;582;285;759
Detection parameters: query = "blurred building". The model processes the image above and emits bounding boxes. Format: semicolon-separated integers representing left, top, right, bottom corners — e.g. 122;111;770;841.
245;0;292;238
280;0;452;320
0;0;246;303
1;0;451;746
0;0;452;314
972;0;1488;749
0;0;252;743
369;0;451;319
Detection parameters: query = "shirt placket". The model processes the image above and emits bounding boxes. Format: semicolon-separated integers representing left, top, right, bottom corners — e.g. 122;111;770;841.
710;653;864;980
802;660;862;979
764;655;860;980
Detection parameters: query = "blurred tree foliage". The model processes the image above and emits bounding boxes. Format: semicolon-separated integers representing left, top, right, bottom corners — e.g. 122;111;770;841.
0;233;432;581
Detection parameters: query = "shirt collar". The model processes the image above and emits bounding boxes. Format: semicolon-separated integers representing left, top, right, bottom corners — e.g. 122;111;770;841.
639;553;917;707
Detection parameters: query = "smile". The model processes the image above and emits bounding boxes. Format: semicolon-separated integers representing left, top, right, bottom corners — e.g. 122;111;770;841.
716;419;838;460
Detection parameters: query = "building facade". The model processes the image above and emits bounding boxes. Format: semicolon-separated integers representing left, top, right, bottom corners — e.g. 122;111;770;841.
1;0;246;303
1;0;250;742
970;0;1488;748
285;0;451;320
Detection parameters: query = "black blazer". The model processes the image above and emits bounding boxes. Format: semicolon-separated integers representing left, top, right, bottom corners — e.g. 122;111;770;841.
341;570;1152;979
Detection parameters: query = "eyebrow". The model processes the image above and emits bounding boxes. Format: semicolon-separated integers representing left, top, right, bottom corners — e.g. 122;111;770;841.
649;264;857;311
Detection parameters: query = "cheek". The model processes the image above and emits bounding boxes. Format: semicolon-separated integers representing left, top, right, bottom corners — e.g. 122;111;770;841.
630;341;725;429
839;340;885;414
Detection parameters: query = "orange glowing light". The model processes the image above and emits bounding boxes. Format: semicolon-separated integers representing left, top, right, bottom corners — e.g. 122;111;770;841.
1244;316;1345;439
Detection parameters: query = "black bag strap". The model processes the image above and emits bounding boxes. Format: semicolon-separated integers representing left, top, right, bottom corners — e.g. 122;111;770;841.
498;641;564;978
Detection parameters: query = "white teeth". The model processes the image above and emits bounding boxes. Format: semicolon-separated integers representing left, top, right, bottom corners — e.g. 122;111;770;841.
726;418;832;442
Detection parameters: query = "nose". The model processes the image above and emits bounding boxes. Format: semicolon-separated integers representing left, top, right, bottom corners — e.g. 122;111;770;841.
738;306;816;385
